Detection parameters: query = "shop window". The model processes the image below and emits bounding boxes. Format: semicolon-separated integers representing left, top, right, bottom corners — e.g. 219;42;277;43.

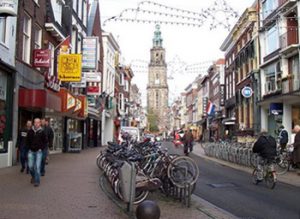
0;17;8;45
22;14;32;64
0;72;7;152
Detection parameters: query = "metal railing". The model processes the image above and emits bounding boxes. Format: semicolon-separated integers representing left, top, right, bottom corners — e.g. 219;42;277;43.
280;29;298;49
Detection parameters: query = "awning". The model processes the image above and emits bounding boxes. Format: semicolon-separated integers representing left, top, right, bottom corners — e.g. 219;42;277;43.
19;88;61;112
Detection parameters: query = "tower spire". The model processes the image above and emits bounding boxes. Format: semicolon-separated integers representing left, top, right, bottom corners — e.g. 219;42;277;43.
152;24;163;47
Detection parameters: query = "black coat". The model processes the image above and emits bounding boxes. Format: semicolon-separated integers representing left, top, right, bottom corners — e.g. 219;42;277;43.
279;129;288;144
253;135;277;159
16;128;30;149
26;128;47;152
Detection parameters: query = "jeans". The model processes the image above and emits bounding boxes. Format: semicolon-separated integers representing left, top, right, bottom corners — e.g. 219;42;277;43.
184;142;193;154
20;147;29;170
28;150;43;184
40;148;48;175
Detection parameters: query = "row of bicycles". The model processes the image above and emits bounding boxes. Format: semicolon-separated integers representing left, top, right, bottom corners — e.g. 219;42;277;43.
204;142;295;189
203;142;294;175
97;137;199;204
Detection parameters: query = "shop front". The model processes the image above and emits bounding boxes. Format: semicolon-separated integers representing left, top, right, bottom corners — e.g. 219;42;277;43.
18;88;63;153
59;88;87;152
0;69;14;168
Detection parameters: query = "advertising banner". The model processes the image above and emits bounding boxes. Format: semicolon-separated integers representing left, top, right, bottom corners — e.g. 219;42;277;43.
33;49;51;68
82;37;98;70
58;54;82;82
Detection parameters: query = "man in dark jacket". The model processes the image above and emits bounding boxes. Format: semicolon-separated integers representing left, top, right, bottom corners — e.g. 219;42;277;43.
182;129;194;156
41;118;53;176
252;130;277;180
278;125;289;152
27;118;47;187
16;120;32;173
292;125;300;175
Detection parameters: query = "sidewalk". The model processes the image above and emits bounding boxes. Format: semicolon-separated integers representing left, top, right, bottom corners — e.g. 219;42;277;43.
192;143;300;187
0;147;237;219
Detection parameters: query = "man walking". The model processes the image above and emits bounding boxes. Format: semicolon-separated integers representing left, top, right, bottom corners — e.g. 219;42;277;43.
27;118;47;187
292;125;300;175
278;125;289;152
16;120;32;173
182;129;194;156
41;118;53;176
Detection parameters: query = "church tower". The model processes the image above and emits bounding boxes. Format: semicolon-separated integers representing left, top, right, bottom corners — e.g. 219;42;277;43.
147;24;169;131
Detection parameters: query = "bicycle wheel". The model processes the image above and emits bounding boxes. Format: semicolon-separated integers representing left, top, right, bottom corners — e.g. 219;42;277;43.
250;153;257;168
274;158;288;175
252;169;260;185
167;156;199;188
116;181;149;204
265;172;276;189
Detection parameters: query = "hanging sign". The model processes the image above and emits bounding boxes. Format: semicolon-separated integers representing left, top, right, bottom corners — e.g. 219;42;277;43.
82;37;98;70
241;86;253;98
33;49;51;68
58;54;82;82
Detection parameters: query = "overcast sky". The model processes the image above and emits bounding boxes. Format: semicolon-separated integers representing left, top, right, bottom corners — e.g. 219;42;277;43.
99;0;255;105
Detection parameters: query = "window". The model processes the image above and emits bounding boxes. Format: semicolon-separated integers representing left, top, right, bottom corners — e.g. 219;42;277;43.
0;18;8;45
156;91;159;108
48;43;55;76
51;0;63;25
83;0;87;26
124;80;129;91
73;0;77;11
78;0;82;20
34;26;42;49
265;25;279;55
22;14;32;63
262;0;278;20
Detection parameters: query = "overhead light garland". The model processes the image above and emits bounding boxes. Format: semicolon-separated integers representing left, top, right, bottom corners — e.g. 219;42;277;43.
103;0;239;31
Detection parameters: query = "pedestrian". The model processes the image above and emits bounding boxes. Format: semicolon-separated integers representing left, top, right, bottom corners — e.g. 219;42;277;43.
27;118;47;187
278;125;289;152
252;130;277;181
292;125;300;175
16;120;32;173
182;129;194;156
41;118;53;176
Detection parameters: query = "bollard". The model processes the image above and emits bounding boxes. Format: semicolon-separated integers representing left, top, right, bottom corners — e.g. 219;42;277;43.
136;200;160;219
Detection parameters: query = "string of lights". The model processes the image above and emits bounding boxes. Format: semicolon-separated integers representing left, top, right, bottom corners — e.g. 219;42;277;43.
103;0;239;30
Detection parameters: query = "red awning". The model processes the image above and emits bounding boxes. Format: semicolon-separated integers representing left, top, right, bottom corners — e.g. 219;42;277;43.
19;88;61;112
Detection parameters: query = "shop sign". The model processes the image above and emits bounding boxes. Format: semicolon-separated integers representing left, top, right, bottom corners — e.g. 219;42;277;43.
85;72;101;82
0;72;7;101
220;85;225;106
74;98;82;112
33;49;51;68
87;95;96;107
202;97;208;116
87;86;100;95
270;103;283;115
58;54;82;82
0;0;17;16
241;86;253;98
45;72;60;92
67;93;76;110
82;37;98;70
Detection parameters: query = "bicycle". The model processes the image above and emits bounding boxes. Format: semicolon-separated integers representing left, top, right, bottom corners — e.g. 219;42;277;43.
252;157;277;189
274;144;294;175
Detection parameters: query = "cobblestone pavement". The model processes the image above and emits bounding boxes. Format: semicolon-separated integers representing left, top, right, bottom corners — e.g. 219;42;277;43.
0;147;238;219
0;148;128;219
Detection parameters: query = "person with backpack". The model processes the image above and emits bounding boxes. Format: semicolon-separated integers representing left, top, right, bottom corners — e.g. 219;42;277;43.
278;125;289;152
252;130;277;181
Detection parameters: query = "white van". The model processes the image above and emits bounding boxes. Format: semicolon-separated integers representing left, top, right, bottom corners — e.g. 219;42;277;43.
118;126;140;142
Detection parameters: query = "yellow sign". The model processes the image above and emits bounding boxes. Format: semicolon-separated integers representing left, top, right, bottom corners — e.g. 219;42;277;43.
58;54;82;82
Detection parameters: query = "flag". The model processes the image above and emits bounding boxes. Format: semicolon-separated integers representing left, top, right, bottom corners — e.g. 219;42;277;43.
206;100;215;116
55;36;71;54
